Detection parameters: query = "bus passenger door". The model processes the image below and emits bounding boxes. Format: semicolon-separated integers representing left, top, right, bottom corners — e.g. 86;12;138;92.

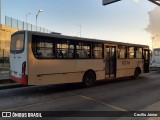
105;46;116;78
143;49;150;73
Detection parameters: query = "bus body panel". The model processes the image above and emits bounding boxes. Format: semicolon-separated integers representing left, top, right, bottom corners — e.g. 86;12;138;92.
10;31;28;85
26;31;105;85
29;59;105;85
151;57;160;67
27;32;36;85
10;31;150;86
116;59;143;78
150;48;160;68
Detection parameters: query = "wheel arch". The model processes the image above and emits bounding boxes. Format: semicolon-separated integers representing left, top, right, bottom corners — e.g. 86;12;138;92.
83;69;96;81
135;67;141;74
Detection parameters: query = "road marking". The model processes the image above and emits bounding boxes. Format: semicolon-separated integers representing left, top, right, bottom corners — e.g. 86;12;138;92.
3;94;128;112
2;95;79;111
79;95;128;112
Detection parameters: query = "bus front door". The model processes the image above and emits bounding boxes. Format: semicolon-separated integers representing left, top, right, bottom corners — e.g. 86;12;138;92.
143;49;150;73
105;46;116;78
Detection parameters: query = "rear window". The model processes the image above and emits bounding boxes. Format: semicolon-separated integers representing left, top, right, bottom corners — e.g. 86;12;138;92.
11;33;25;53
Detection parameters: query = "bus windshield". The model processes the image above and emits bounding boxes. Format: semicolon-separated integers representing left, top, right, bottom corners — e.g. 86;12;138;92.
11;33;24;54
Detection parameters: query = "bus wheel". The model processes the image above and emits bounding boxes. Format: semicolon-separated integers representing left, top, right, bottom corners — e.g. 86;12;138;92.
134;69;140;80
83;71;95;87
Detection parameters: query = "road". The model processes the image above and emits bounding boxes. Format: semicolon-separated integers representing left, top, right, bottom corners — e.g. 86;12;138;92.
0;71;160;120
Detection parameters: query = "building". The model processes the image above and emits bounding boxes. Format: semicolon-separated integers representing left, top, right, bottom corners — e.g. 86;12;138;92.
0;24;19;58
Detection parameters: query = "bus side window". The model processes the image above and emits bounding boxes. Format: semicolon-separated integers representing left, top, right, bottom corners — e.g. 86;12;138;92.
64;49;73;58
118;46;127;59
93;44;103;59
136;48;142;58
57;50;64;58
128;47;135;59
76;42;91;59
75;52;79;58
35;52;42;58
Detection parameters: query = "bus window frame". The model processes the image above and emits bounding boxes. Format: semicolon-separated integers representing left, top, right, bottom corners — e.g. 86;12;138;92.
32;35;104;60
55;39;75;59
10;31;25;54
135;47;143;59
32;35;55;59
118;45;127;59
92;43;103;59
128;46;135;59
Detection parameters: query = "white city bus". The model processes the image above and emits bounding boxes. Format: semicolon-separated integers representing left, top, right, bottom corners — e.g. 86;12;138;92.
150;48;160;68
10;31;150;87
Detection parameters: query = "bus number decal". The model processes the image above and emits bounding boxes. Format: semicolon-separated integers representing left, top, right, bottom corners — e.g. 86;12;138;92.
122;61;130;65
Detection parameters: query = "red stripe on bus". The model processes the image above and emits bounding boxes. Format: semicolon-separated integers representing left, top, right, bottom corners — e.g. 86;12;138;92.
10;75;28;85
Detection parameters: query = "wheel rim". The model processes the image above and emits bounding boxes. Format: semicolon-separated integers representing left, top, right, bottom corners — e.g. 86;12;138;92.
84;72;95;86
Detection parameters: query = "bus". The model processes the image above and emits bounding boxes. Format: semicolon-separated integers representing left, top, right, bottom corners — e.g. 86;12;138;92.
10;31;150;87
150;48;160;68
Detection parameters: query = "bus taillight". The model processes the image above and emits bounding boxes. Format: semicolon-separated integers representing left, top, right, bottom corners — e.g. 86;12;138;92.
22;61;26;76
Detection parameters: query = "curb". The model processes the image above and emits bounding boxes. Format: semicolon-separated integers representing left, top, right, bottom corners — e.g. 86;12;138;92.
0;79;22;90
0;71;9;74
0;79;12;84
0;83;22;90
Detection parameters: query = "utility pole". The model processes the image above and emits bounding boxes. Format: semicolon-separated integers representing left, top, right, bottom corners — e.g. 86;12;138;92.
78;25;81;37
36;10;42;31
0;0;1;24
26;13;31;30
152;35;159;51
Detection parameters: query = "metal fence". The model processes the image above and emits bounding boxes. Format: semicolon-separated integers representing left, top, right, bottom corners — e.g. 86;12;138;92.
5;16;52;33
0;16;52;70
0;49;9;70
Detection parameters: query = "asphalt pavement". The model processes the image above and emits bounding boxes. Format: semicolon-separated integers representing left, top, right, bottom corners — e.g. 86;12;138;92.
0;71;160;120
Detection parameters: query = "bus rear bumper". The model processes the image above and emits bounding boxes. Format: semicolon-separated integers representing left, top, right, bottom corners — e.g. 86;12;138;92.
10;75;28;85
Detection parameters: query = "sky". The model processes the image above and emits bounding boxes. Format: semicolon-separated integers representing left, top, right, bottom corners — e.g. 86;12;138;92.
1;0;160;48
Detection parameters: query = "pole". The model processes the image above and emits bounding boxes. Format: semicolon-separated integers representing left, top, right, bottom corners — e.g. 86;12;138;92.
26;13;31;30
152;35;158;51
36;10;42;31
0;0;1;24
2;49;4;67
152;37;154;51
80;25;81;37
78;25;81;37
36;14;38;31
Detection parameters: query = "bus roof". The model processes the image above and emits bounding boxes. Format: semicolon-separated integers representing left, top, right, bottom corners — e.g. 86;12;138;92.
13;30;149;48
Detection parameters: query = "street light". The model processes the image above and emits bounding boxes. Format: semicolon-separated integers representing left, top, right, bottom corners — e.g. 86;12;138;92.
0;0;2;24
152;35;159;51
77;25;81;37
26;13;31;30
36;9;42;31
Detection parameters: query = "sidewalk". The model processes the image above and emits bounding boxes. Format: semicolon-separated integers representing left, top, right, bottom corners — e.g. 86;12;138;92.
144;102;160;120
0;71;9;80
0;70;22;89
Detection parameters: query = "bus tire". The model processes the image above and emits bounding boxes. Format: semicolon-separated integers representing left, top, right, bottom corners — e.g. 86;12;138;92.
83;71;96;87
133;68;140;80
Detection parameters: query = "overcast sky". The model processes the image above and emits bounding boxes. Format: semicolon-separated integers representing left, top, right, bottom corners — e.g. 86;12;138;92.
1;0;159;48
